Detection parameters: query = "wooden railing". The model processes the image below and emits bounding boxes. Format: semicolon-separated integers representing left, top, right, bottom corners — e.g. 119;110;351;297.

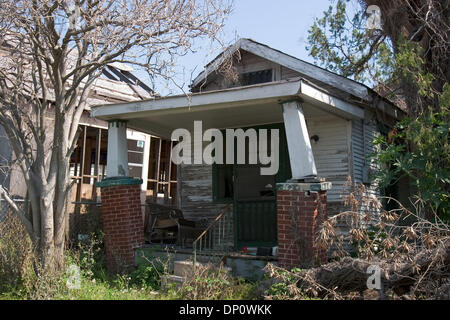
193;204;233;266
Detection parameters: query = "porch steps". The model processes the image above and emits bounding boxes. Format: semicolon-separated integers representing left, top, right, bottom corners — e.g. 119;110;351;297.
137;245;277;282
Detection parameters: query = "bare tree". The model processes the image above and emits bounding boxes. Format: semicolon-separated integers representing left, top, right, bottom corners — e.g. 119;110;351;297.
0;0;231;270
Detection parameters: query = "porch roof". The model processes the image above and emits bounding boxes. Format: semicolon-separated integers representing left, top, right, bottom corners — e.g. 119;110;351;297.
91;78;368;139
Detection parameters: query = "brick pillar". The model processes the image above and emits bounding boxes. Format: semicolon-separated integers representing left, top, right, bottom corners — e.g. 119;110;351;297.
276;181;331;269
96;177;144;273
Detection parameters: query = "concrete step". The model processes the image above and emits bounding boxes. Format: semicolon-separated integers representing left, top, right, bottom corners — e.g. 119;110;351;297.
173;260;203;277
161;261;231;290
161;274;186;289
173;259;232;278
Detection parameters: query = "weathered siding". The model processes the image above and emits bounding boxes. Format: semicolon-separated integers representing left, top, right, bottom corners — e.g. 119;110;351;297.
195;51;279;92
235;51;275;75
178;163;230;222
352;119;365;184
351;116;380;193
280;66;300;80
307;114;351;202
351;115;381;219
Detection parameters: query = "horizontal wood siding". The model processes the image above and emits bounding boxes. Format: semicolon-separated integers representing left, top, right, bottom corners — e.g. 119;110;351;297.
196;51;278;92
351;117;380;191
307;115;351;202
236;51;275;75
280;66;300;80
351;116;381;218
352;119;364;184
178;163;230;222
364;119;381;199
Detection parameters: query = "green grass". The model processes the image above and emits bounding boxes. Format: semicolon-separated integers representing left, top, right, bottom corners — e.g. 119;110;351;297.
0;230;259;300
54;278;160;300
0;270;168;300
0;262;258;300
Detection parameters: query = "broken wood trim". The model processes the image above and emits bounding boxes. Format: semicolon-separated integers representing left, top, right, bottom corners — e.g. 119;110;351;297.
281;100;317;180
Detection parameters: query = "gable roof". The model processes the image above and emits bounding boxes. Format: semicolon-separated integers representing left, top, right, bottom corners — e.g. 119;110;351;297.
192;38;376;103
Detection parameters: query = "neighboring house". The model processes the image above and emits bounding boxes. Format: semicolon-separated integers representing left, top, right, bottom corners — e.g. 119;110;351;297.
92;38;405;256
0;47;178;205
64;65;178;205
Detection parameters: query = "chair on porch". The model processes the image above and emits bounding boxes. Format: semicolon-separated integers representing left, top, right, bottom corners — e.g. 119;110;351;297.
144;201;205;248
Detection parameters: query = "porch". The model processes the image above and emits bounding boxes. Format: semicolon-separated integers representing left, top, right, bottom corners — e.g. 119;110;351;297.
91;78;356;272
142;199;276;277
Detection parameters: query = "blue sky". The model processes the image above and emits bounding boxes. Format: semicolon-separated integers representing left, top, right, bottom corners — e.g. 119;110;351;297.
152;0;333;95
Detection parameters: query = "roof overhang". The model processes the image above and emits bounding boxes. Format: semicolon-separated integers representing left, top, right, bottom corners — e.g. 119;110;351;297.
91;79;365;139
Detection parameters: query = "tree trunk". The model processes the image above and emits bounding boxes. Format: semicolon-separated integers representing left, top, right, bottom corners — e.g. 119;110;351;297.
29;110;72;272
39;184;56;270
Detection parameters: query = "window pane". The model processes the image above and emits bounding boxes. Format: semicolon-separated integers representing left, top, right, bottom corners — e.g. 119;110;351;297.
129;165;143;179
215;164;233;200
241;69;272;86
128;151;144;164
235;165;275;201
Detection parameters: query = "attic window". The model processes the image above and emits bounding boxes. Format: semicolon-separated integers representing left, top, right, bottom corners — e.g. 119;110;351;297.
240;69;272;86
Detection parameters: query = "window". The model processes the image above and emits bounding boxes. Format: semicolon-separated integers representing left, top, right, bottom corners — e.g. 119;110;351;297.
234;165;275;201
213;164;233;203
127;139;145;179
212;129;233;202
240;69;272;86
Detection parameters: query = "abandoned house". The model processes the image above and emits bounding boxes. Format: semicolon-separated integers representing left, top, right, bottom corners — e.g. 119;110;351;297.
91;38;405;276
1;36;406;276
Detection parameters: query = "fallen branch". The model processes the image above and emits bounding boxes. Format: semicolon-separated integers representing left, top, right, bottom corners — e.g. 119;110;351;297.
266;239;450;299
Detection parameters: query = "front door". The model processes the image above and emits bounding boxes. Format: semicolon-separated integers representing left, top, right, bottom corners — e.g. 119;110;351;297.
234;164;277;248
233;123;291;249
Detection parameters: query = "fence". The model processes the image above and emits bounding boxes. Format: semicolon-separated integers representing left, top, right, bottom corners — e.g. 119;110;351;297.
0;198;27;223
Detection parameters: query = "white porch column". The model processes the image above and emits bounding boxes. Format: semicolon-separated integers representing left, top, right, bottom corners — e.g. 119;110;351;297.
141;134;151;191
281;100;317;180
106;120;129;177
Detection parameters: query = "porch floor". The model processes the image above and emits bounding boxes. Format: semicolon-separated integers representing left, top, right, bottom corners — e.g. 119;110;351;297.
136;244;278;281
139;243;277;260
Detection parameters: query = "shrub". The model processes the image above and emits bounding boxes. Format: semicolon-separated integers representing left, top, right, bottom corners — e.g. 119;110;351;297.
372;84;450;222
262;267;309;300
173;263;256;300
0;211;34;292
129;260;165;290
75;233;105;279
